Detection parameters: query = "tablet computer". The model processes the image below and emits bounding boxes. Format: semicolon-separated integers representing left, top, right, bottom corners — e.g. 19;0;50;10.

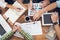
42;13;53;26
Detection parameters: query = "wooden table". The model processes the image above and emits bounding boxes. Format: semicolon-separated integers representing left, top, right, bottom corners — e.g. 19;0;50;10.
1;2;50;40
1;7;50;40
2;9;50;40
10;14;50;40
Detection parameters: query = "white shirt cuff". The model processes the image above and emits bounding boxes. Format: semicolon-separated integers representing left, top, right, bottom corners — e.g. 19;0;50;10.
0;2;7;8
56;1;60;8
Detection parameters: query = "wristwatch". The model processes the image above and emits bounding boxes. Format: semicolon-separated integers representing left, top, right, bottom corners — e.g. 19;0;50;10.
53;22;58;26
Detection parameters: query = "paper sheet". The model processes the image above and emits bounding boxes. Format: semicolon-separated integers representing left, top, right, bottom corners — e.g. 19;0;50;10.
14;21;42;38
4;1;26;23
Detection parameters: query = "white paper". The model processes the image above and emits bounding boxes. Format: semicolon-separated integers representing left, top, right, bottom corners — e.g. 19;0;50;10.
4;1;26;23
14;21;42;38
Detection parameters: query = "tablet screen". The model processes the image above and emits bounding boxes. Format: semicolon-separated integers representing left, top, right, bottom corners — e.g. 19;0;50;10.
44;14;52;24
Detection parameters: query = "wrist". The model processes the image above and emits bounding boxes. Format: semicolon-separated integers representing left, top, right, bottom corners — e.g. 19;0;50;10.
18;29;22;32
12;29;17;32
53;22;58;26
12;30;15;32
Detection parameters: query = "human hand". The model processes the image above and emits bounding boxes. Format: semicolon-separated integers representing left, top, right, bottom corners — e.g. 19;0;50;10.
33;10;43;20
51;13;58;23
12;25;18;32
14;8;22;12
40;0;50;8
12;6;22;12
15;22;22;32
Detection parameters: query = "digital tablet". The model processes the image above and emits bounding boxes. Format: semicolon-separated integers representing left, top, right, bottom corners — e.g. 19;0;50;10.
42;13;53;26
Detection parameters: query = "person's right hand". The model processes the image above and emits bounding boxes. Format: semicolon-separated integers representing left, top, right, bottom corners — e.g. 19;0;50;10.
51;13;58;23
33;10;43;20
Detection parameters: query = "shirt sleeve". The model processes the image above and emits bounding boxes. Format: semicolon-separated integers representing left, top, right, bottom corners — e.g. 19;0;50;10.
1;31;14;40
0;2;7;8
56;1;60;8
19;30;34;40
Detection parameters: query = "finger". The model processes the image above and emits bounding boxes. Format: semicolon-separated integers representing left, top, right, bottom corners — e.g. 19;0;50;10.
35;16;39;21
33;16;37;20
33;16;35;20
33;14;36;20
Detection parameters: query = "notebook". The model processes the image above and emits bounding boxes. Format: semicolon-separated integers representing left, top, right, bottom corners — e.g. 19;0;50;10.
3;1;27;25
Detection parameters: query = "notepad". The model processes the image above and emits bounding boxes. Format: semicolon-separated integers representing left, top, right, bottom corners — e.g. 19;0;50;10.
14;21;42;38
3;1;27;25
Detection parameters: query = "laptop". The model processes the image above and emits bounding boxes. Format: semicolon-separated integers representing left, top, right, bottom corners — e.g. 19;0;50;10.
0;15;12;38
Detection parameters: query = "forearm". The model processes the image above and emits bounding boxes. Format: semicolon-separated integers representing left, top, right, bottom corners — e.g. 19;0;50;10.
6;4;16;9
54;24;60;40
29;0;33;9
44;0;50;4
1;31;14;40
43;2;57;12
19;30;34;40
37;2;57;16
17;0;23;3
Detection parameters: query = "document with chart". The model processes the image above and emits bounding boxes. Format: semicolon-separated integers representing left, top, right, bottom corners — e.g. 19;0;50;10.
14;21;42;38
